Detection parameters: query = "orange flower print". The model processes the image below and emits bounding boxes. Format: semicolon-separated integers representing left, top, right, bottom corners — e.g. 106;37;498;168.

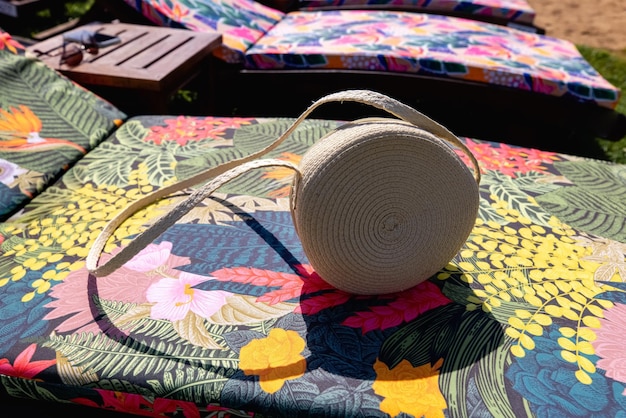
0;31;24;54
262;152;301;198
239;328;307;393
0;105;85;153
373;358;446;418
150;0;190;22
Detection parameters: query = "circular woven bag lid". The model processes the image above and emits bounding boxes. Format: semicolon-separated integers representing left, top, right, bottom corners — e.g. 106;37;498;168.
292;118;479;294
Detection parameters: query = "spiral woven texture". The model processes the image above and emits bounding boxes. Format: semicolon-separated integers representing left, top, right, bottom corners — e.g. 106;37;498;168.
293;120;479;294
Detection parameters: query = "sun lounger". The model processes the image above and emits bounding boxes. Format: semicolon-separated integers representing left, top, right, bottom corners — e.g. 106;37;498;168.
113;0;624;156
2;28;626;417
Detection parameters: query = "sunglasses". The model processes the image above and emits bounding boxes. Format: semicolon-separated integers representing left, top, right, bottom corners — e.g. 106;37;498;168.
59;32;99;66
32;30;100;67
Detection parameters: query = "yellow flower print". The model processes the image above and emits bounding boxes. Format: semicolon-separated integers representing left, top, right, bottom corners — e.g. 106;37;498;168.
373;358;446;418
436;196;624;384
239;328;306;394
0;165;169;303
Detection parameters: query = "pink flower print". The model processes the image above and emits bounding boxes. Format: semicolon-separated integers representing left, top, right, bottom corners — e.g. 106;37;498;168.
593;302;626;393
146;272;232;321
125;241;175;272
0;344;55;379
465;45;511;59
457;138;559;178
45;241;193;335
73;389;201;418
229;27;265;45
532;77;559;95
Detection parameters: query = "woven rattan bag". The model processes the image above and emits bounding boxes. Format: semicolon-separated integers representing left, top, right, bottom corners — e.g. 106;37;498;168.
87;90;481;295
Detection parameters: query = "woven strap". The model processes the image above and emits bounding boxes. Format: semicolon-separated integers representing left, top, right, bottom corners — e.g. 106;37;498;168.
86;90;480;276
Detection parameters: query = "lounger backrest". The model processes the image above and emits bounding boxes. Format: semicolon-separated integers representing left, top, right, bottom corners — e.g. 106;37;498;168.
298;0;536;25
0;30;126;220
120;0;284;62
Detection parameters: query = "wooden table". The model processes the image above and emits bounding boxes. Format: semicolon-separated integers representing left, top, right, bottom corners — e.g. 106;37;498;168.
0;0;51;18
27;22;222;115
0;0;68;37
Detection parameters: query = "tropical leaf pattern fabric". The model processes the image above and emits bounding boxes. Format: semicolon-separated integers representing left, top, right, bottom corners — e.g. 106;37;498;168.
120;0;620;108
298;0;537;25
1;114;626;417
0;32;126;220
120;0;285;62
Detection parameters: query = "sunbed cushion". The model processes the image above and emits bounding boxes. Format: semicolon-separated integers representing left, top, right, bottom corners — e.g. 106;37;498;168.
245;11;620;108
0;30;126;221
120;1;619;109
121;0;284;62
299;0;536;25
2;113;626;417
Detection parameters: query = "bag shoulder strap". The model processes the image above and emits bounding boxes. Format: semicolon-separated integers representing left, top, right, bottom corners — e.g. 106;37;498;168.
86;90;480;276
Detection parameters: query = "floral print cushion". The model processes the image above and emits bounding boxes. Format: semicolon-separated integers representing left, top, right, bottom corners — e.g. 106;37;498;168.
246;11;620;109
2;113;626;417
121;0;285;62
0;30;127;221
299;0;536;25
120;2;619;108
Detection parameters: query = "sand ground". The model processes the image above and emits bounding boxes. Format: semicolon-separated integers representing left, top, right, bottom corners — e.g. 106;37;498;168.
527;0;626;52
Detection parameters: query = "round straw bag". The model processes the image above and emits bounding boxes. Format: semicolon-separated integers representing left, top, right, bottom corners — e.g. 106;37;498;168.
87;90;481;295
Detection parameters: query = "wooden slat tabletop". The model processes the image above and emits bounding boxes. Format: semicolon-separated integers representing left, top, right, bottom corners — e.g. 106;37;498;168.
27;23;222;92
